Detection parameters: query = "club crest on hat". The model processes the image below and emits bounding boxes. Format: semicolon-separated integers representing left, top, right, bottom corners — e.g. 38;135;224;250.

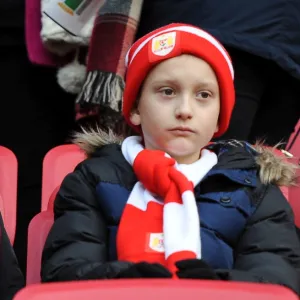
151;32;176;56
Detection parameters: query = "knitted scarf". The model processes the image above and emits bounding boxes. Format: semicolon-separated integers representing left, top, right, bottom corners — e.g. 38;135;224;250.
117;136;218;275
76;0;143;116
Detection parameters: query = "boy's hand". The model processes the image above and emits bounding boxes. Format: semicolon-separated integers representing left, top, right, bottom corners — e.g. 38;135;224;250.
176;259;222;280
116;262;172;278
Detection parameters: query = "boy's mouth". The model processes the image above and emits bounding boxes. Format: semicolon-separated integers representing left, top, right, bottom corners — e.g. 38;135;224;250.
169;126;195;135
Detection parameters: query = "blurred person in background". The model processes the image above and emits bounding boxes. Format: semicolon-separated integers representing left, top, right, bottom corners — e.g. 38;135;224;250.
135;0;300;146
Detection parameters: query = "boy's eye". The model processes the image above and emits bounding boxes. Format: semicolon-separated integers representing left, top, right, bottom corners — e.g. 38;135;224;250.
160;88;175;96
197;91;211;99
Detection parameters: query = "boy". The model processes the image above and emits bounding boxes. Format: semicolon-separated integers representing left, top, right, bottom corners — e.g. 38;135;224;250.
41;24;300;294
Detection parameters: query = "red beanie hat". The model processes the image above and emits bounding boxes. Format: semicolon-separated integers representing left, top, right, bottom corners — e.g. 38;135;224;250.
122;23;235;137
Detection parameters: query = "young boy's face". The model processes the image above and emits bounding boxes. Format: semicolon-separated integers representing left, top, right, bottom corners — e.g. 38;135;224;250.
130;54;220;164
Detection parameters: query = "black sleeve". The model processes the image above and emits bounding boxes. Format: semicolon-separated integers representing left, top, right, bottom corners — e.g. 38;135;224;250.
0;213;24;300
41;161;132;282
216;185;300;295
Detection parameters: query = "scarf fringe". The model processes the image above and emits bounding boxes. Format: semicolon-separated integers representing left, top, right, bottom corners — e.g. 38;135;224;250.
76;70;125;112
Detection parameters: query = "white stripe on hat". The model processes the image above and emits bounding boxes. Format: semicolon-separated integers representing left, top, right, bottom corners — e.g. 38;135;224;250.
125;25;234;79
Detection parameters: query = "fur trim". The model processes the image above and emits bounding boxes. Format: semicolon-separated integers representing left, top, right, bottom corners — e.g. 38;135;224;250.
73;130;299;186
253;143;298;186
72;127;123;158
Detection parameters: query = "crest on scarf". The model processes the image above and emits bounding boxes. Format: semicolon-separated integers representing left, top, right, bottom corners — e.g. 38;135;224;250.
152;32;177;56
147;233;165;252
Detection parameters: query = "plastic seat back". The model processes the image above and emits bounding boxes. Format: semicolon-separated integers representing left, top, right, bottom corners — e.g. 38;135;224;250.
15;279;298;300
27;144;85;283
286;121;300;226
0;146;17;244
289;166;300;227
42;144;85;211
287;119;300;160
26;210;53;284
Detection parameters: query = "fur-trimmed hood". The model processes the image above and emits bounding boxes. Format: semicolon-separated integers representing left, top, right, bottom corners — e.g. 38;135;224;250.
73;128;298;187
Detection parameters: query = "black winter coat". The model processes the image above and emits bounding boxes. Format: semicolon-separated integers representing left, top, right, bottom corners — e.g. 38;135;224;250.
41;136;300;295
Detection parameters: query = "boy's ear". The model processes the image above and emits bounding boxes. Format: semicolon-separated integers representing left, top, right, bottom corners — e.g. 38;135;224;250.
130;109;141;126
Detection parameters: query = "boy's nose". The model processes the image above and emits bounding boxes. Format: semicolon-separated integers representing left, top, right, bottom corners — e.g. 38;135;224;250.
175;98;193;120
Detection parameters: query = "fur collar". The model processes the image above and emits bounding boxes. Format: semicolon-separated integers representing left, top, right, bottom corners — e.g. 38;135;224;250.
73;128;298;187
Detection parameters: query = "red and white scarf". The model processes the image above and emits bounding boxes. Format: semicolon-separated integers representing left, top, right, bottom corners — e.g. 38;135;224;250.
117;136;218;275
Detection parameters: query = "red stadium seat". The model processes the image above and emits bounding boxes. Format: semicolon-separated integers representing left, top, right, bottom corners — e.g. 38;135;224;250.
41;144;85;211
27;144;85;284
0;146;17;244
15;279;298;300
286;120;300;227
26;210;53;284
289;166;300;227
287;119;300;160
